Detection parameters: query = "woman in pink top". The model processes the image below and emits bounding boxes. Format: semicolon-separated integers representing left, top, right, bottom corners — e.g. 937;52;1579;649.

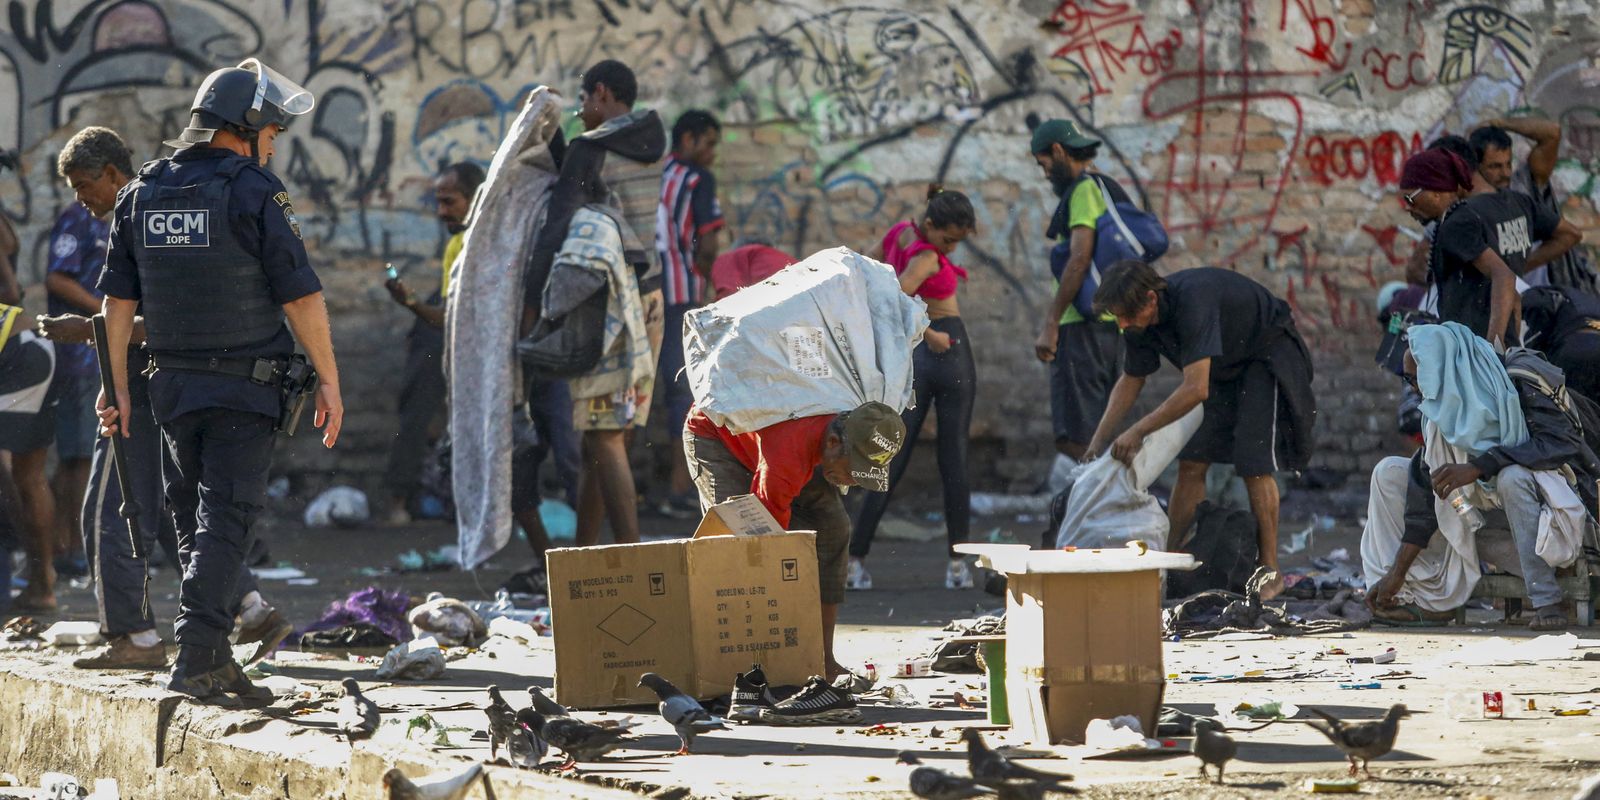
849;186;979;591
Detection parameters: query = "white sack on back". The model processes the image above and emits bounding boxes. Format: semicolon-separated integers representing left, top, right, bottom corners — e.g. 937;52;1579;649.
684;247;928;433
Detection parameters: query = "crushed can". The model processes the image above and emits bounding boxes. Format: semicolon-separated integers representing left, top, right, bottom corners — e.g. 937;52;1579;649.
861;662;878;682
1483;691;1505;718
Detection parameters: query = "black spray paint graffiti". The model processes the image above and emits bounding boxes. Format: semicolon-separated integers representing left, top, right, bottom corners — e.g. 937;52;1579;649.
702;5;1146;302
699;6;979;142
1437;4;1534;84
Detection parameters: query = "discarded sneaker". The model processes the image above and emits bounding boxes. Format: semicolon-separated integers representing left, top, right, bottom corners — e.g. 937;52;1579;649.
945;558;974;590
234;608;293;666
846;559;873;591
757;677;863;726
728;663;778;722
73;636;169;670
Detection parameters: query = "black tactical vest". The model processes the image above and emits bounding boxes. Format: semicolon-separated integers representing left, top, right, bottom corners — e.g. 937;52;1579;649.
129;156;283;352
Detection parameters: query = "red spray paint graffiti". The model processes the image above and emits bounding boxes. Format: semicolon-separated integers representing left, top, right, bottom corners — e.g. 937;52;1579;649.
1046;0;1183;100
1303;131;1425;186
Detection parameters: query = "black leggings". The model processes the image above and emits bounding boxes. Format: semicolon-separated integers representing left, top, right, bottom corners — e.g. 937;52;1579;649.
850;316;975;559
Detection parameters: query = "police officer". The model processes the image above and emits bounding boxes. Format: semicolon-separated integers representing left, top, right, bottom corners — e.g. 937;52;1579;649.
98;59;343;705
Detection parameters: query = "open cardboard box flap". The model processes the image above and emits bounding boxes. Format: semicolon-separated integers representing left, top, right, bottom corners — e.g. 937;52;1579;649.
956;543;1198;574
693;494;786;538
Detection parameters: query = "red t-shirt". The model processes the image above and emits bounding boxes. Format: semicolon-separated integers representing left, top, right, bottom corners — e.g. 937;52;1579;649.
685;408;832;526
710;244;796;300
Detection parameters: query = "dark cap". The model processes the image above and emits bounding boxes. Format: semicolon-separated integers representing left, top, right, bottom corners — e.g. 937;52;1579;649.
842;402;906;492
1031;119;1100;154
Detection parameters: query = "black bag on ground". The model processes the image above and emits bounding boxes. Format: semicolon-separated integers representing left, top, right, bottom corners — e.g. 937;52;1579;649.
1166;501;1258;598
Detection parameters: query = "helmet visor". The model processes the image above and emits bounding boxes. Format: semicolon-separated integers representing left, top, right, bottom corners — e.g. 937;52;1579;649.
238;58;315;118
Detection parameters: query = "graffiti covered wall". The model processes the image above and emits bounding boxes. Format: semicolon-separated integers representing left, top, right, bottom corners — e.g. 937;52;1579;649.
3;0;1598;487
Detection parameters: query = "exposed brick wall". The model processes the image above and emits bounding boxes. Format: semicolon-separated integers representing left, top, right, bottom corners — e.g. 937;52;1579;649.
2;1;1597;496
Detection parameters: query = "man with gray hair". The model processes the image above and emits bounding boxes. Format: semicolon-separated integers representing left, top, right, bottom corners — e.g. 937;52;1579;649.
36;127;135;602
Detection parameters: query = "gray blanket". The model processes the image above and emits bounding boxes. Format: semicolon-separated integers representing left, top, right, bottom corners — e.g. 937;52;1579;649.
446;88;562;570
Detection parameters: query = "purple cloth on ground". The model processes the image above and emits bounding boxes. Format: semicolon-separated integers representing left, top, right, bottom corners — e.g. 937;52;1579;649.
298;586;414;644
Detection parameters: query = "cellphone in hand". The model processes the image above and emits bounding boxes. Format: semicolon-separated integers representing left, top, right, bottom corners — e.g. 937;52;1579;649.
384;263;399;281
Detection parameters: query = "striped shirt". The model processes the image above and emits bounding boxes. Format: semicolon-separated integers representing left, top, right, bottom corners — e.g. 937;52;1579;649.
655;155;725;306
602;152;665;291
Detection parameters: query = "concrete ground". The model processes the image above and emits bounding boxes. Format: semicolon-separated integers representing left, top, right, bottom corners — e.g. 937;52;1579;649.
5;509;1600;798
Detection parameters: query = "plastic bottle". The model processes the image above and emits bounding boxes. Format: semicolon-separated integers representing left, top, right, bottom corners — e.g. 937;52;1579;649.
1448;490;1485;529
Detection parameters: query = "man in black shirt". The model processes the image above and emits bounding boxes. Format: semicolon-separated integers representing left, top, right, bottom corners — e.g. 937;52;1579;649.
1398;149;1523;346
1087;261;1315;599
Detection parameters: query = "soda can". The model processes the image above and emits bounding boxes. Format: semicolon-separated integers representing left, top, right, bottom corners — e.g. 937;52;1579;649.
862;662;878;682
1482;691;1504;718
895;657;933;678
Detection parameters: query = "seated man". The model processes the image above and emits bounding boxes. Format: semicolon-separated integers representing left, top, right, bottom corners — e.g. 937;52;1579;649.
1363;323;1599;630
1086;260;1316;599
1522;284;1600;403
683;401;905;694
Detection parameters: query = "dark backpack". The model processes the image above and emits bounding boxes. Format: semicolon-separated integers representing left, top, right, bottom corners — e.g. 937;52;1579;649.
1048;174;1168;317
1166;501;1259;598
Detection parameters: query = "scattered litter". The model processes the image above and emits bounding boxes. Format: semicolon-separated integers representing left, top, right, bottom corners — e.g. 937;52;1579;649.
1305;778;1361;793
1217;697;1299;722
41;620;102;647
303;485;370;527
486;615;541;644
39;772;80;800
1326;548;1350;562
1083;716;1164;753
970;493;1051;516
860;682;921;707
1429;633;1581;666
374;637;446;680
1338;681;1382;690
1345;648;1397;664
256;675;305;696
286;577;320;586
396;546;457;573
856;723;901;737
1210;632;1276;641
894;657;934;678
540;498;577;541
301;587;413;645
1446;690;1517;720
408;592;488;647
1281;522;1314;555
2;616;45;641
299;622;398;650
250;565;307;581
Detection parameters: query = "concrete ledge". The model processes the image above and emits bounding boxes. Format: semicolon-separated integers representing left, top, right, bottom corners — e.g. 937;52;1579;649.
0;653;640;799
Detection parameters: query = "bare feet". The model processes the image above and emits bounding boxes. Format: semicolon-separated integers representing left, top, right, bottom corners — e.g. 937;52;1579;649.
1253;567;1285;602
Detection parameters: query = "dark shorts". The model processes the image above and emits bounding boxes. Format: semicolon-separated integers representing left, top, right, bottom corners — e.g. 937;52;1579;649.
54;371;100;460
682;431;850;605
657;302;696;439
1180;360;1286;477
1050;320;1121;446
0;332;59;453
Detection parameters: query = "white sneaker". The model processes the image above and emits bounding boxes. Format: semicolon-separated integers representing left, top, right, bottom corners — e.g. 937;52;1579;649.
846;558;873;591
945;558;974;590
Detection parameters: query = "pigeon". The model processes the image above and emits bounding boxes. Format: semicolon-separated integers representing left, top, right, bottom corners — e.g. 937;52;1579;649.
897;751;995;799
337;678;380;741
527;685;570;717
382;763;483;800
483;685;518;760
638;672;727;755
1191;718;1237;784
1305;703;1408;776
962;728;1074;791
510;707;551;768
525;709;633;770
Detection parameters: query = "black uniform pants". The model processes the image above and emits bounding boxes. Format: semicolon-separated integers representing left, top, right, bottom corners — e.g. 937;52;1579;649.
161;408;275;651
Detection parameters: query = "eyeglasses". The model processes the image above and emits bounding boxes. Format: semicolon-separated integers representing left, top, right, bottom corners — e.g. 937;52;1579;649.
1401;187;1424;207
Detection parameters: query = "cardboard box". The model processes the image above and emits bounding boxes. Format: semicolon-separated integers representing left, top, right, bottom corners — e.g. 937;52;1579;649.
549;498;823;708
957;544;1196;745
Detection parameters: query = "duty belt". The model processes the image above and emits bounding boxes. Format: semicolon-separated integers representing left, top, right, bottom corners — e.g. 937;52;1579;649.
148;353;285;385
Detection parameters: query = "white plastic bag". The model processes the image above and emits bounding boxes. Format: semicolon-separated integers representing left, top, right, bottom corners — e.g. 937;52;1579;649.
1054;407;1202;550
374;637;447;680
684;247;928;433
302;485;370;528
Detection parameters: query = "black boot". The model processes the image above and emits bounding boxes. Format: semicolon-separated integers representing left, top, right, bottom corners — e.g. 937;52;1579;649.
207;655;274;706
166;644;241;708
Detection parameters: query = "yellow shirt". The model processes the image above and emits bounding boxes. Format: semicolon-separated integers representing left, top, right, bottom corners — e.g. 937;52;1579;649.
441;231;464;299
1056;178;1110;325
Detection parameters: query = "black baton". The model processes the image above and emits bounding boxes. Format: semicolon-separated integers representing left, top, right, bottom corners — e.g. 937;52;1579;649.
91;314;146;561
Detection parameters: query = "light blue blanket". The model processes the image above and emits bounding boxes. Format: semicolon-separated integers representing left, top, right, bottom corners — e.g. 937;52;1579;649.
1409;321;1528;455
